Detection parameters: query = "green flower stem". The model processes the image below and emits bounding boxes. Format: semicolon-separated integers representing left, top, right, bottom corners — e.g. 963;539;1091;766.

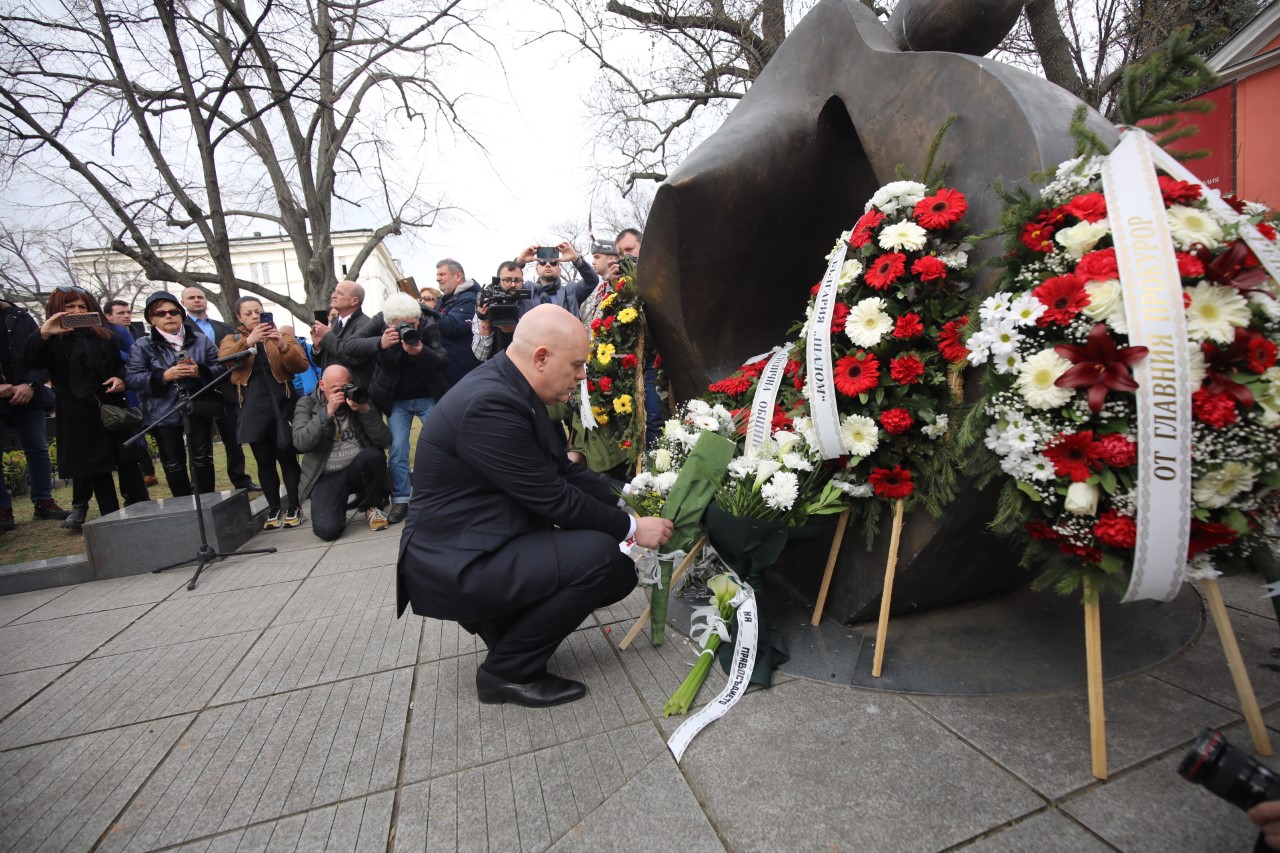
663;637;722;717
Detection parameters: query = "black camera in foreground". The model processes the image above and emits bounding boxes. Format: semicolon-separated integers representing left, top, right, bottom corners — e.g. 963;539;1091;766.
395;322;420;346
1179;728;1280;810
482;279;530;327
338;383;370;406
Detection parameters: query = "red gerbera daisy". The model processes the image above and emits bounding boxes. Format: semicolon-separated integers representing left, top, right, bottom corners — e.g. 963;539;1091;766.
1065;192;1108;223
831;301;850;334
937;316;970;364
1075;248;1118;283
833;351;880;396
1246;336;1278;373
1188;520;1237;558
911;255;948;282
869;466;914;499
850;209;886;248
1033;274;1091;325
1020;222;1056;253
865;253;907;290
880;408;913;434
889;355;925;385
894;312;924;339
1043;431;1104;483
708;374;753;397
913;188;968;230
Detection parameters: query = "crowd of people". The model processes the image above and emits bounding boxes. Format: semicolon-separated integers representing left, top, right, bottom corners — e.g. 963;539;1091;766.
0;230;641;545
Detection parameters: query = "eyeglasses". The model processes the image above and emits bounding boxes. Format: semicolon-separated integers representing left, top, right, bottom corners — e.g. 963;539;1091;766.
498;277;523;285
420;296;438;303
150;309;182;318
55;286;87;294
538;260;560;267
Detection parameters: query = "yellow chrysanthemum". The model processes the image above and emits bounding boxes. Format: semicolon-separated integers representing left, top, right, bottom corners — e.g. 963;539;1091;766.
596;343;616;364
592;406;609;425
617;306;638;324
599;294;617;312
613;394;633;415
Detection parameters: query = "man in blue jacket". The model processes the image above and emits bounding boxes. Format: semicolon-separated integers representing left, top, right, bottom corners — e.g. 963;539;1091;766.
433;258;480;390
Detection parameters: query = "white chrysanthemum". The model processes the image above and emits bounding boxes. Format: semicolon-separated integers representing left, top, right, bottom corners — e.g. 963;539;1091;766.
761;471;799;512
1055;220;1110;259
653;471;679;493
1007;293;1047;327
692;414;719;432
1187;346;1208;387
782;452;813;471
877;221;929;252
838;259;864;288
1001;421;1040;455
938;245;971;269
1083;278;1123;321
1019;454;1057;481
792;415;818;449
826;231;854;261
631;472;658;492
987;321;1023;358
839;414;879;456
1016;349;1074;409
1167;204;1224;250
921;414;949;440
993;350;1023;375
866;180;927;213
1186;282;1251;343
651;448;673;473
1250;288;1280;322
845;297;893;347
686;399;712;418
1244;201;1271;217
979;293;1013;321
727;456;757;480
984;423;1010;454
1193;462;1257;509
663;418;682;438
834;477;874;498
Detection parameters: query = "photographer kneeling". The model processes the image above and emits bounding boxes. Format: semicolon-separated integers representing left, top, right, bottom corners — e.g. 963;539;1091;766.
292;364;392;540
367;293;448;524
471;261;530;363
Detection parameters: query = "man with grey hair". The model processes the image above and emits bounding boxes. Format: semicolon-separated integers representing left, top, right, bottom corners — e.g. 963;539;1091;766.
310;279;377;387
434;258;481;389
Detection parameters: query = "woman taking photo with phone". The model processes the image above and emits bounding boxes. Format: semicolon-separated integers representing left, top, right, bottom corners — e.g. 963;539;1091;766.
127;292;224;497
27;286;148;530
218;298;308;529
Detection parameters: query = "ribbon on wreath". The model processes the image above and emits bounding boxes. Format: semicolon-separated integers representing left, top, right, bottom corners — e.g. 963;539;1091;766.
746;343;795;452
627;544;688;586
666;582;758;762
804;244;850;459
579;378;596;431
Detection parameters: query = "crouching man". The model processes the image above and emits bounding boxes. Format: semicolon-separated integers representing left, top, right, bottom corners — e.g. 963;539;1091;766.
396;305;673;708
293;364;392;540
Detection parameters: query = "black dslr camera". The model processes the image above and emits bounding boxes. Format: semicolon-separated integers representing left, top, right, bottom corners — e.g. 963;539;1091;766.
481;277;530;327
338;383;370;406
1179;728;1280;810
395;322;420;346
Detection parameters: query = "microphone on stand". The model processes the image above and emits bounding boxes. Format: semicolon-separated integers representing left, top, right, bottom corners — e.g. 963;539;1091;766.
216;349;255;365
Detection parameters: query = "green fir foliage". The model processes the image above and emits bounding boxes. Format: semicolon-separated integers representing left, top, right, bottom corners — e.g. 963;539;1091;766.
1116;25;1222;160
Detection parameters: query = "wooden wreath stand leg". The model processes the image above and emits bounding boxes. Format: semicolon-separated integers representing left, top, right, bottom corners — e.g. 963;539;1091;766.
810;508;851;626
618;535;707;651
1201;578;1273;756
871;499;906;678
1083;575;1107;780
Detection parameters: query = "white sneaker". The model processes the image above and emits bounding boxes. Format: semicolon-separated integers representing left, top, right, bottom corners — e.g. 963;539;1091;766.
366;508;389;531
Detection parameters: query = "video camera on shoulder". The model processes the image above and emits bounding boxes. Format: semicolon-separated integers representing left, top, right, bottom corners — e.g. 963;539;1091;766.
482;277;530;327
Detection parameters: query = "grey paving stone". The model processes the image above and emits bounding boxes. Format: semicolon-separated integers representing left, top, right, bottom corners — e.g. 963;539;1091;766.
679;679;1042;852
1061;722;1261;852
236;522;332;555
0;605;150;675
270;565;395;626
99;669;411;851
394;722;668;852
591;586;648;628
954;808;1111;852
93;582;298;656
0;632;258;749
0;587;67;627
182;550;324;597
1150;602;1280;711
166;790;394;852
215;609;420;703
547;751;723;853
610;621;728;719
419;616;487;662
1212;573;1280;621
0;664;71;721
312;536;401;577
12;572;186;624
912;674;1241;800
0;713;193;853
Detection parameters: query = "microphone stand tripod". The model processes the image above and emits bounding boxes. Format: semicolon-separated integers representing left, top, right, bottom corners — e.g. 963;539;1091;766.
126;354;275;590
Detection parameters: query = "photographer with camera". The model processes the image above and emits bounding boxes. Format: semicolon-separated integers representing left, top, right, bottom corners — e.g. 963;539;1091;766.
292;364;392;540
472;261;532;363
367;293;448;525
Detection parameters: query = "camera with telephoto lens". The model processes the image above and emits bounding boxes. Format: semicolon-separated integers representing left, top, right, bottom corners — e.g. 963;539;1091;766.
1178;728;1280;811
481;278;530;327
395;322;420;346
338;383;369;406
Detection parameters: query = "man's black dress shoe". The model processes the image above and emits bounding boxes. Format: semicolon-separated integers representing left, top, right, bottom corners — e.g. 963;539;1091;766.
475;667;586;707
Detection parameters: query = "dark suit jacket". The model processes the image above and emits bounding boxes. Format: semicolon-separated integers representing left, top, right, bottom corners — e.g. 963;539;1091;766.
314;308;378;387
396;352;630;617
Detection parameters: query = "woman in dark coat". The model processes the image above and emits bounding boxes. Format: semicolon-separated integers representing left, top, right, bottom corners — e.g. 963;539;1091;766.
126;292;224;497
27;286;147;530
217;297;308;529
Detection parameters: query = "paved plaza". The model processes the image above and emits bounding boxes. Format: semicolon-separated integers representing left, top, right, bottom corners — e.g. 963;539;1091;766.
1;515;1278;852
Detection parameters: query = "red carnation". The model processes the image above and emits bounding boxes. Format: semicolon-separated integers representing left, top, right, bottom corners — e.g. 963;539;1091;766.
586;379;596;393
602;315;615;330
740;358;768;378
911;255;948;282
590;318;603;334
598;376;614;394
1075;248;1118;283
869;466;914;499
810;282;822;297
784;358;801;377
708;374;753;397
1246;336;1278;373
1026;520;1059;541
850;209;886;248
879;408;913;434
894;312;924;340
1033;274;1091;325
1065;192;1108;223
937;316;970;364
833;351;880;396
1097;433;1137;468
1020;222;1056;253
620;353;638;370
1093;511;1137;549
1158;175;1202;206
1188;520;1238;558
1176;252;1206;279
865;252;907;290
913;188;968;230
1059;542;1103;564
1043;431;1104;483
889;355;925;385
1192;388;1238;427
831;301;850;333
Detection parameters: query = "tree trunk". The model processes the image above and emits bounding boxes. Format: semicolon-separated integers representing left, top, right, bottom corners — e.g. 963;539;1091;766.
1023;0;1092;105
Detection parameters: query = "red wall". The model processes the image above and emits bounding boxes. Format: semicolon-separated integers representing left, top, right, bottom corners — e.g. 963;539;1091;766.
1237;63;1280;209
